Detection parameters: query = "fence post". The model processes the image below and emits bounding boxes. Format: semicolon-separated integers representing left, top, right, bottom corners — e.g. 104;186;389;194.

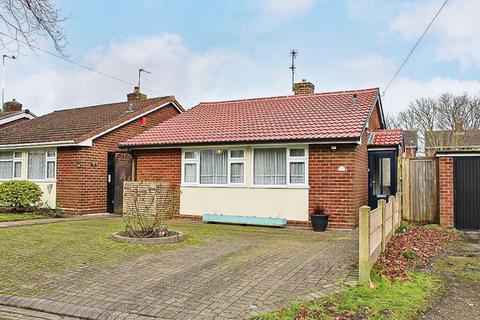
389;195;395;239
359;206;371;285
379;199;387;252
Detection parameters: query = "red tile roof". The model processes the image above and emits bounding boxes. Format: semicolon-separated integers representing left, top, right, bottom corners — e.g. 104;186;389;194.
122;88;380;147
0;96;182;146
368;129;403;146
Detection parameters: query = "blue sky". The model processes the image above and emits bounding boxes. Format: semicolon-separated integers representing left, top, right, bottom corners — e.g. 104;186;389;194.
3;0;480;115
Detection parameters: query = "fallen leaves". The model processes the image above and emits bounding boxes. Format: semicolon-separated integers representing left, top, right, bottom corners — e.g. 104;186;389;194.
377;225;462;280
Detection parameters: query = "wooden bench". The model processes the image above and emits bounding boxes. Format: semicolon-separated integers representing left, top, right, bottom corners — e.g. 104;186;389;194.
202;214;287;227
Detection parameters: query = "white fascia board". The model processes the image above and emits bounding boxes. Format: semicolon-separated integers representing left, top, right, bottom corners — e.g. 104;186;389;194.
0;112;34;126
0;140;77;150
436;153;480;157
77;101;180;146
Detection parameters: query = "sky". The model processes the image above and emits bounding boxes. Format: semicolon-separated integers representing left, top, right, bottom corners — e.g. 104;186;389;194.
1;0;480;116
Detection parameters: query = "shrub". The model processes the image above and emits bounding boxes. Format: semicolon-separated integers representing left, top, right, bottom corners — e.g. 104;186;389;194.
311;204;328;216
403;250;418;260
0;180;43;211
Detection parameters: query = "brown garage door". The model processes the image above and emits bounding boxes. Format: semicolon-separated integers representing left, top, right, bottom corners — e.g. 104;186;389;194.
454;157;480;229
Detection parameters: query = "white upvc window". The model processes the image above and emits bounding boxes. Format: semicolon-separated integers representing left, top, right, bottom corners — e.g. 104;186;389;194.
229;149;245;184
182;148;246;186
0;151;22;180
28;149;57;181
253;146;308;187
182;151;199;184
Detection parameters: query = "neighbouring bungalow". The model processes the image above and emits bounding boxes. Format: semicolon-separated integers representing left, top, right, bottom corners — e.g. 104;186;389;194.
0;99;36;130
121;81;403;229
403;130;418;157
0;87;183;214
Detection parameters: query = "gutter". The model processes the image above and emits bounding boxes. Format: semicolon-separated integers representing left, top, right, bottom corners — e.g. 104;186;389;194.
0;140;79;150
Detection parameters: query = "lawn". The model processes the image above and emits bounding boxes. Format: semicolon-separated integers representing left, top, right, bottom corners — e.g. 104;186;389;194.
0;212;46;222
0;218;342;297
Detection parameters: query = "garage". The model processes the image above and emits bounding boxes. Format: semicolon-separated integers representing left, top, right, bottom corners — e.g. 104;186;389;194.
453;156;480;229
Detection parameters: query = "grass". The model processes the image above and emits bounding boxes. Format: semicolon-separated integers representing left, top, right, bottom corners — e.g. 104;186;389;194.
0;218;341;297
435;256;480;282
0;212;46;222
254;271;440;320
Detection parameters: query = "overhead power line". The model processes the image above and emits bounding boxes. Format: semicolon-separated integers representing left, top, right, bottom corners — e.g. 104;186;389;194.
0;31;162;96
382;0;449;96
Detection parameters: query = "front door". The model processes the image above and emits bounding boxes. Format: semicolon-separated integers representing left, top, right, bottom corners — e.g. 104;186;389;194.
107;152;132;214
368;150;397;209
107;153;116;213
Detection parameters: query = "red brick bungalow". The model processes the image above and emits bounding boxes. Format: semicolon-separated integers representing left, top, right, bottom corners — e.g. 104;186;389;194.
121;82;403;229
0;90;183;214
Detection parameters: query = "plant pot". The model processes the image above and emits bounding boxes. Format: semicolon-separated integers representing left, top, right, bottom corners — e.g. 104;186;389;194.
311;214;329;232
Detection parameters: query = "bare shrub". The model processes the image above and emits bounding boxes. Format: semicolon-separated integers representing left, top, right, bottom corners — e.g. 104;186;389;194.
122;182;180;238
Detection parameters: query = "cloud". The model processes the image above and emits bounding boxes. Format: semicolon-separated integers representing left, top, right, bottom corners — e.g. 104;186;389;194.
246;0;315;31
6;34;289;115
390;0;480;67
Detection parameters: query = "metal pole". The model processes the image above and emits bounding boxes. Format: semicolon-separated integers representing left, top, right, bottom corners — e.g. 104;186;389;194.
1;55;15;109
2;55;5;109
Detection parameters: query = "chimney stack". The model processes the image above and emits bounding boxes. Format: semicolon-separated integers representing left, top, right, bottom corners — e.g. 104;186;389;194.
127;86;147;101
293;79;314;95
3;99;22;112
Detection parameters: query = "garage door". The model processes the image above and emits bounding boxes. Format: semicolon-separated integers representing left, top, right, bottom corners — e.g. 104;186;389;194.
454;157;480;229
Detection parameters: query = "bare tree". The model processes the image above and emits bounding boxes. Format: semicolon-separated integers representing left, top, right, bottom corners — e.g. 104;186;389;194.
391;93;480;154
0;0;67;54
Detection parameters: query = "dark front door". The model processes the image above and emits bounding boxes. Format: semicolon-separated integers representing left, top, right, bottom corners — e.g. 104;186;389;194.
107;152;132;214
368;150;397;209
454;157;480;230
107;153;116;213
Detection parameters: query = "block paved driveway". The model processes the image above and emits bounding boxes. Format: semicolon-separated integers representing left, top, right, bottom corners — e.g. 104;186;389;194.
0;227;357;320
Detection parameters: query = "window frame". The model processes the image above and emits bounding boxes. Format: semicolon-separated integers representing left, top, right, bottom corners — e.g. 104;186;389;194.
0;151;15;180
182;148;246;187
252;145;308;188
27;149;57;182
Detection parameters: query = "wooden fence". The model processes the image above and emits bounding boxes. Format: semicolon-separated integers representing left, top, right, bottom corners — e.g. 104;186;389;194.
402;157;439;223
359;193;402;284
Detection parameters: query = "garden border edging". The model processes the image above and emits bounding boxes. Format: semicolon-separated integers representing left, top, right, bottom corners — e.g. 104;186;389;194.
111;231;185;244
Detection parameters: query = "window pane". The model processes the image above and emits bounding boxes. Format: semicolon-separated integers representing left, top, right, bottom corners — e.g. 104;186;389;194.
28;151;45;179
289;162;305;184
0;161;13;179
200;149;228;184
290;149;305;157
381;158;391;194
14;152;22;159
184;151;197;159
254;148;286;185
47;161;56;179
230;150;244;158
14;162;22;178
47;150;56;158
230;163;244;183
184;163;197;183
0;152;13;160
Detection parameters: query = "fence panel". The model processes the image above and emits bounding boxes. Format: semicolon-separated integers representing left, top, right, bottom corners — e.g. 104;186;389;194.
359;193;402;284
402;157;439;223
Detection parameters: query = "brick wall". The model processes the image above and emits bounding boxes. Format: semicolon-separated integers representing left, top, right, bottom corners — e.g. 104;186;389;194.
439;156;454;227
308;144;359;229
56;104;180;214
0;117;30;130
135;149;181;184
